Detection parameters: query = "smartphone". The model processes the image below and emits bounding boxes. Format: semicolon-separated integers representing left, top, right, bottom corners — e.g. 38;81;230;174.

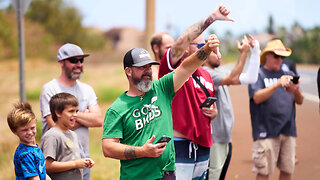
200;97;217;108
291;75;300;84
155;136;171;148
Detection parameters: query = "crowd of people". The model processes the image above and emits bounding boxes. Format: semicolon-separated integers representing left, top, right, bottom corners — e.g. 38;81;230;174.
7;4;305;180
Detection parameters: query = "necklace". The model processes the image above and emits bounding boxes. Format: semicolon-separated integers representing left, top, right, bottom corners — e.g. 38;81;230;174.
140;94;144;101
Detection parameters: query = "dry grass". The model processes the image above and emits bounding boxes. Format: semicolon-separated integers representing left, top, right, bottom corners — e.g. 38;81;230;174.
0;57;128;179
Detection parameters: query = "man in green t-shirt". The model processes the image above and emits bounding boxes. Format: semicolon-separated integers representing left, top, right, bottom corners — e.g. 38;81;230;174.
102;34;220;180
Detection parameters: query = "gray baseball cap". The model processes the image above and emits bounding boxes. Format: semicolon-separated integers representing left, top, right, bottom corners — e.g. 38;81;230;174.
57;43;89;61
123;48;160;69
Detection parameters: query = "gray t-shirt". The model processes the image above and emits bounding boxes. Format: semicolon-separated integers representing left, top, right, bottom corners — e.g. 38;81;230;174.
203;66;234;143
40;79;97;158
41;127;82;180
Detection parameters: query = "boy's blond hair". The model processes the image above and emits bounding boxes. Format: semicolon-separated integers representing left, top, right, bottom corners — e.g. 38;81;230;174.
7;102;36;132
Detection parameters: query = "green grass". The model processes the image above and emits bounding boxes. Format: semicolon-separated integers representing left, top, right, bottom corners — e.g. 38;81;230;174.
26;89;41;100
0;59;124;180
97;86;124;102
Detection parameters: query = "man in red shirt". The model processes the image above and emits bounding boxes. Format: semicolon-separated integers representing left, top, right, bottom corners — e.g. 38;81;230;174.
157;4;233;179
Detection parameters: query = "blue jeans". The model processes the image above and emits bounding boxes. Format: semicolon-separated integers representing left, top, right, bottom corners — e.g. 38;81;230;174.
83;168;90;180
174;140;210;180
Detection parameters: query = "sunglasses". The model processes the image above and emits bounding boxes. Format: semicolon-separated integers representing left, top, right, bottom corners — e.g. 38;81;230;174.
272;53;285;59
68;57;84;64
190;43;205;49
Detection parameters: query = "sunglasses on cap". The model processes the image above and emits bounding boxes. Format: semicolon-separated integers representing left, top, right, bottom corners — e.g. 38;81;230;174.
190;43;205;49
67;57;84;64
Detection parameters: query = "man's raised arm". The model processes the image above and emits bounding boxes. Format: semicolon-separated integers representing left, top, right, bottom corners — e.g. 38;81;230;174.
170;4;234;66
173;34;220;92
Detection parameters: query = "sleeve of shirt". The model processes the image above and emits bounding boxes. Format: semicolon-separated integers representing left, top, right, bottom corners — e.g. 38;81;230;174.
41;133;58;160
86;85;98;108
18;153;39;178
158;48;182;79
157;72;175;99
248;72;265;99
210;69;224;89
40;85;52;118
102;108;123;139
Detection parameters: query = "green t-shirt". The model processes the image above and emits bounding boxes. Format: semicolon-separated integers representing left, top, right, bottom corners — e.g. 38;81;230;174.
102;72;175;180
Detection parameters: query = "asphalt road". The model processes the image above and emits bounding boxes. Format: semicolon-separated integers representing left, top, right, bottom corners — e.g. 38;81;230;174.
223;65;320;179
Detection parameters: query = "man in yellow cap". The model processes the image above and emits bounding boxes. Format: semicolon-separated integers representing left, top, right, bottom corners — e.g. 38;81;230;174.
248;39;304;180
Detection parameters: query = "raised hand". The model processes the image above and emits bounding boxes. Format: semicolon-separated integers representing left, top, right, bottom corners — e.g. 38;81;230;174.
211;3;234;22
207;34;221;59
237;35;250;53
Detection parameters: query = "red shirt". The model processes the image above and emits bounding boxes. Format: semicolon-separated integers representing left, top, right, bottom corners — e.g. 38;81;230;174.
158;48;214;147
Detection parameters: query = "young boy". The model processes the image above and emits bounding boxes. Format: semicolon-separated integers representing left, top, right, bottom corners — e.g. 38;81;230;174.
40;92;94;180
7;102;50;180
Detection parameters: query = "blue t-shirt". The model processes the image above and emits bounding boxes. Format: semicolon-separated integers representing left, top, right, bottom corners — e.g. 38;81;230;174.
14;143;46;180
248;67;297;141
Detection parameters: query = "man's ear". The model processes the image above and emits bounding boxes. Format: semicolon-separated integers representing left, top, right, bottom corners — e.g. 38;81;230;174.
153;44;159;55
59;60;65;68
125;67;132;77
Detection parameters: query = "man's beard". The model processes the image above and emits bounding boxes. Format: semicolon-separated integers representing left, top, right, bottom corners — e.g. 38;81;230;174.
208;59;221;68
158;51;164;61
65;67;83;80
132;71;152;92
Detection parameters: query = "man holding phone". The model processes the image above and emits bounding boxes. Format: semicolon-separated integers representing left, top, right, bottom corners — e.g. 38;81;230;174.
248;39;304;180
102;35;221;180
157;4;233;179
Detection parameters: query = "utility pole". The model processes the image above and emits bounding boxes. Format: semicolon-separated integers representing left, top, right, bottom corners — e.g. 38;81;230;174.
145;0;155;54
11;0;31;101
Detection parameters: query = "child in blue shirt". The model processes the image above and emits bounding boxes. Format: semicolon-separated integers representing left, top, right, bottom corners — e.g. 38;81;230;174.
7;102;51;180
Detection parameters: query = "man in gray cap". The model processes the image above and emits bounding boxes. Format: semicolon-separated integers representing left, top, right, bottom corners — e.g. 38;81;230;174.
102;34;220;180
40;43;103;180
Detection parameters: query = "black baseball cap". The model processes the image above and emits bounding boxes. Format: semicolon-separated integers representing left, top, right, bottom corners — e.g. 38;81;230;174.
123;48;160;69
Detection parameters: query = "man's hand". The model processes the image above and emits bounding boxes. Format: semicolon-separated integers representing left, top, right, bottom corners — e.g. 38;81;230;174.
140;136;166;158
277;75;293;89
237;35;250;54
202;103;218;119
211;3;234;22
207;34;220;51
286;78;300;94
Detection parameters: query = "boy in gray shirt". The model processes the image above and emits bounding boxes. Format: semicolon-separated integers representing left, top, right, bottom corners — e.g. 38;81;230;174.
41;93;94;180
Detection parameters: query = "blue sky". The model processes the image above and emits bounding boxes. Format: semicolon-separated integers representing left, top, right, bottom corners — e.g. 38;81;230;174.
2;0;319;37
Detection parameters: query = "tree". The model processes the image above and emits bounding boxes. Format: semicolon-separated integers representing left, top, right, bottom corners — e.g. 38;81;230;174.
25;0;105;50
266;15;275;35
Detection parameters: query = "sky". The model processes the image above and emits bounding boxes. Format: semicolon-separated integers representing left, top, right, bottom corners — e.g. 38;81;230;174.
68;0;319;38
1;0;319;38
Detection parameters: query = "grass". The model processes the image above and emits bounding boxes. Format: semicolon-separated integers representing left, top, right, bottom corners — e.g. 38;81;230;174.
0;58;125;179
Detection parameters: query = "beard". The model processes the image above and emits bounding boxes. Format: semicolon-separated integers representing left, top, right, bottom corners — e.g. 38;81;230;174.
132;71;152;92
208;58;221;68
158;51;164;61
65;66;83;80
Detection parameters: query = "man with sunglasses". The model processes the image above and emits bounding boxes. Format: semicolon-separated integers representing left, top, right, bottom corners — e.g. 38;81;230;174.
40;43;103;180
157;4;233;180
248;39;304;180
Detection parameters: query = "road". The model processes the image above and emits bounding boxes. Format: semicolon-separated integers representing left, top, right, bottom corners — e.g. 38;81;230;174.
224;65;320;179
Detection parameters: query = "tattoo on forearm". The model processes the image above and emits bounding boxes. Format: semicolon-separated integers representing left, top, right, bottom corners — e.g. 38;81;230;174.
196;48;209;61
201;16;214;32
124;146;136;160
